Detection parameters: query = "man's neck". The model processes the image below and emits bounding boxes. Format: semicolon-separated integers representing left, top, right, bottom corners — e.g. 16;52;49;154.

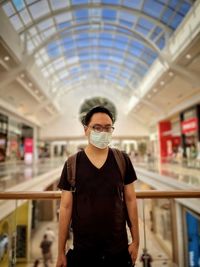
84;145;109;169
85;144;109;155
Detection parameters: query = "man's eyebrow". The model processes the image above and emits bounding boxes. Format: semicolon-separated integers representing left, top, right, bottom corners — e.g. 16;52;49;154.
93;124;112;126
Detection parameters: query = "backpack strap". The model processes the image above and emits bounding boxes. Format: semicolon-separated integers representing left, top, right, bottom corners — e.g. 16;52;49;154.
111;148;126;181
66;152;78;192
66;148;126;192
112;148;131;227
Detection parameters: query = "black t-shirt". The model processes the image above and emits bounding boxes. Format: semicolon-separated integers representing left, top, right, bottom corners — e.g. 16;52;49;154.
58;148;137;254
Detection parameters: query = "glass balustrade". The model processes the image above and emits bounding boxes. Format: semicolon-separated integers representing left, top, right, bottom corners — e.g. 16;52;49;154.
0;191;199;267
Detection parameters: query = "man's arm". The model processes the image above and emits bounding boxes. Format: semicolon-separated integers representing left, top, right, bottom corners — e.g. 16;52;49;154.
56;190;73;267
124;183;139;264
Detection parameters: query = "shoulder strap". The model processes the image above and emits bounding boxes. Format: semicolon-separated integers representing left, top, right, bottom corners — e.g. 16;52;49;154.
67;148;126;190
66;152;78;191
111;148;126;181
112;148;131;226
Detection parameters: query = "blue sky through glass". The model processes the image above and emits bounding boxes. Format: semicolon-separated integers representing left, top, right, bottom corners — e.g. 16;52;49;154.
13;0;24;11
1;0;193;94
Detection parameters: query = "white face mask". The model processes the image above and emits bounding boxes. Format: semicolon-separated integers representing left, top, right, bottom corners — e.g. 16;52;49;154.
89;130;112;149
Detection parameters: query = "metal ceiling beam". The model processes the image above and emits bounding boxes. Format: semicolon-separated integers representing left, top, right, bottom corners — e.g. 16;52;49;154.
40;41;149;70
43;58;142;83
28;22;160;79
18;3;173;35
43;52;148;76
31;21;162;59
30;74;131;115
29;20;166;91
0;39;148;95
57;78;126;97
0;0;171;91
0;20;162;91
2;1;197;105
57;75;164;115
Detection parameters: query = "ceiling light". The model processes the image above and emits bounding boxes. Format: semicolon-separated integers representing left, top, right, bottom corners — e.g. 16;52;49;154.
168;71;174;77
20;73;25;78
147;94;151;99
4;56;10;61
186;54;191;59
160;81;165;86
153;88;157;93
28;82;32;87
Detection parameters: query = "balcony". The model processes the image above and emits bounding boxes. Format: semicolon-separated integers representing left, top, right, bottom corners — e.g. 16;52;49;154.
0;190;200;267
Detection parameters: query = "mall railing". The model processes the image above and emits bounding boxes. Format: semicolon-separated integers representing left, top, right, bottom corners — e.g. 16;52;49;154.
0;190;200;267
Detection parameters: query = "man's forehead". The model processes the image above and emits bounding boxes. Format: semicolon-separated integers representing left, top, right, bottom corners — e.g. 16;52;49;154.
91;113;112;122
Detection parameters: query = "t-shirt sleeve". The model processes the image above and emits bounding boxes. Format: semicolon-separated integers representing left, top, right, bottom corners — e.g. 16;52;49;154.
57;161;71;191
123;152;137;185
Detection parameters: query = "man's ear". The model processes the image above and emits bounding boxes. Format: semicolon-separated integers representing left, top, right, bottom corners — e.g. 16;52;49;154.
83;125;87;134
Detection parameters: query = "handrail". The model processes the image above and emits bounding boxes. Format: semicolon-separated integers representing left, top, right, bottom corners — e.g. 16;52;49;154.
0;190;200;199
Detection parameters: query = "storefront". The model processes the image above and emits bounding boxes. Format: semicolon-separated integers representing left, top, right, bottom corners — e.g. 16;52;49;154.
0;201;32;266
158;119;181;162
5;117;33;163
153;198;173;256
0;113;8;162
7;118;21;161
180;104;200;166
184;209;200;267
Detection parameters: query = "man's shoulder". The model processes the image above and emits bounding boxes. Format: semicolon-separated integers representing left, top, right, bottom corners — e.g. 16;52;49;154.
110;147;129;162
110;147;128;156
67;150;83;161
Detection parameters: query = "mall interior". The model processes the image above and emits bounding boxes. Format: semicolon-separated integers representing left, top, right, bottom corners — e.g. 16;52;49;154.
0;0;200;266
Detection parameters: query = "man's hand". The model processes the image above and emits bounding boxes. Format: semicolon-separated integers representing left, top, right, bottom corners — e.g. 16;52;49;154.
56;253;67;267
128;242;138;265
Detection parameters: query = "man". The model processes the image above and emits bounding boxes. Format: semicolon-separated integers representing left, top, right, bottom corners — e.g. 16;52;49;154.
140;248;153;267
44;227;55;262
56;106;139;267
40;234;51;267
45;227;55;243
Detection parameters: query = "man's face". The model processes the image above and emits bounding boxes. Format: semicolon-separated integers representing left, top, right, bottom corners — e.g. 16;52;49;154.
85;112;113;136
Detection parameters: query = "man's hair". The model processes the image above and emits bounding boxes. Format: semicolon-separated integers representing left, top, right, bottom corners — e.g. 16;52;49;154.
82;105;114;126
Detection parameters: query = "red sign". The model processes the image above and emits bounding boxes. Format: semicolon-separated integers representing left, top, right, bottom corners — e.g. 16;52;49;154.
182;118;198;134
158;121;172;159
24;138;33;153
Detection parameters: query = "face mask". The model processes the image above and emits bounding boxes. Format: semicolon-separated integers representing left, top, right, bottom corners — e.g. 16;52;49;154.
89;130;112;149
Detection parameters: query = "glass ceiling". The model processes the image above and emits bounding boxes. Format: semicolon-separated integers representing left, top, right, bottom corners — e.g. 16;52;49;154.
1;0;194;98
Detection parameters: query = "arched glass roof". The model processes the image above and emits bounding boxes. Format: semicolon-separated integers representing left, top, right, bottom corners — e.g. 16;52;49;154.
1;0;194;99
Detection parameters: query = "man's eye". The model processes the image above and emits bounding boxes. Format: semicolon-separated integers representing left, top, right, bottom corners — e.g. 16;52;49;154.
105;126;110;131
94;126;102;131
